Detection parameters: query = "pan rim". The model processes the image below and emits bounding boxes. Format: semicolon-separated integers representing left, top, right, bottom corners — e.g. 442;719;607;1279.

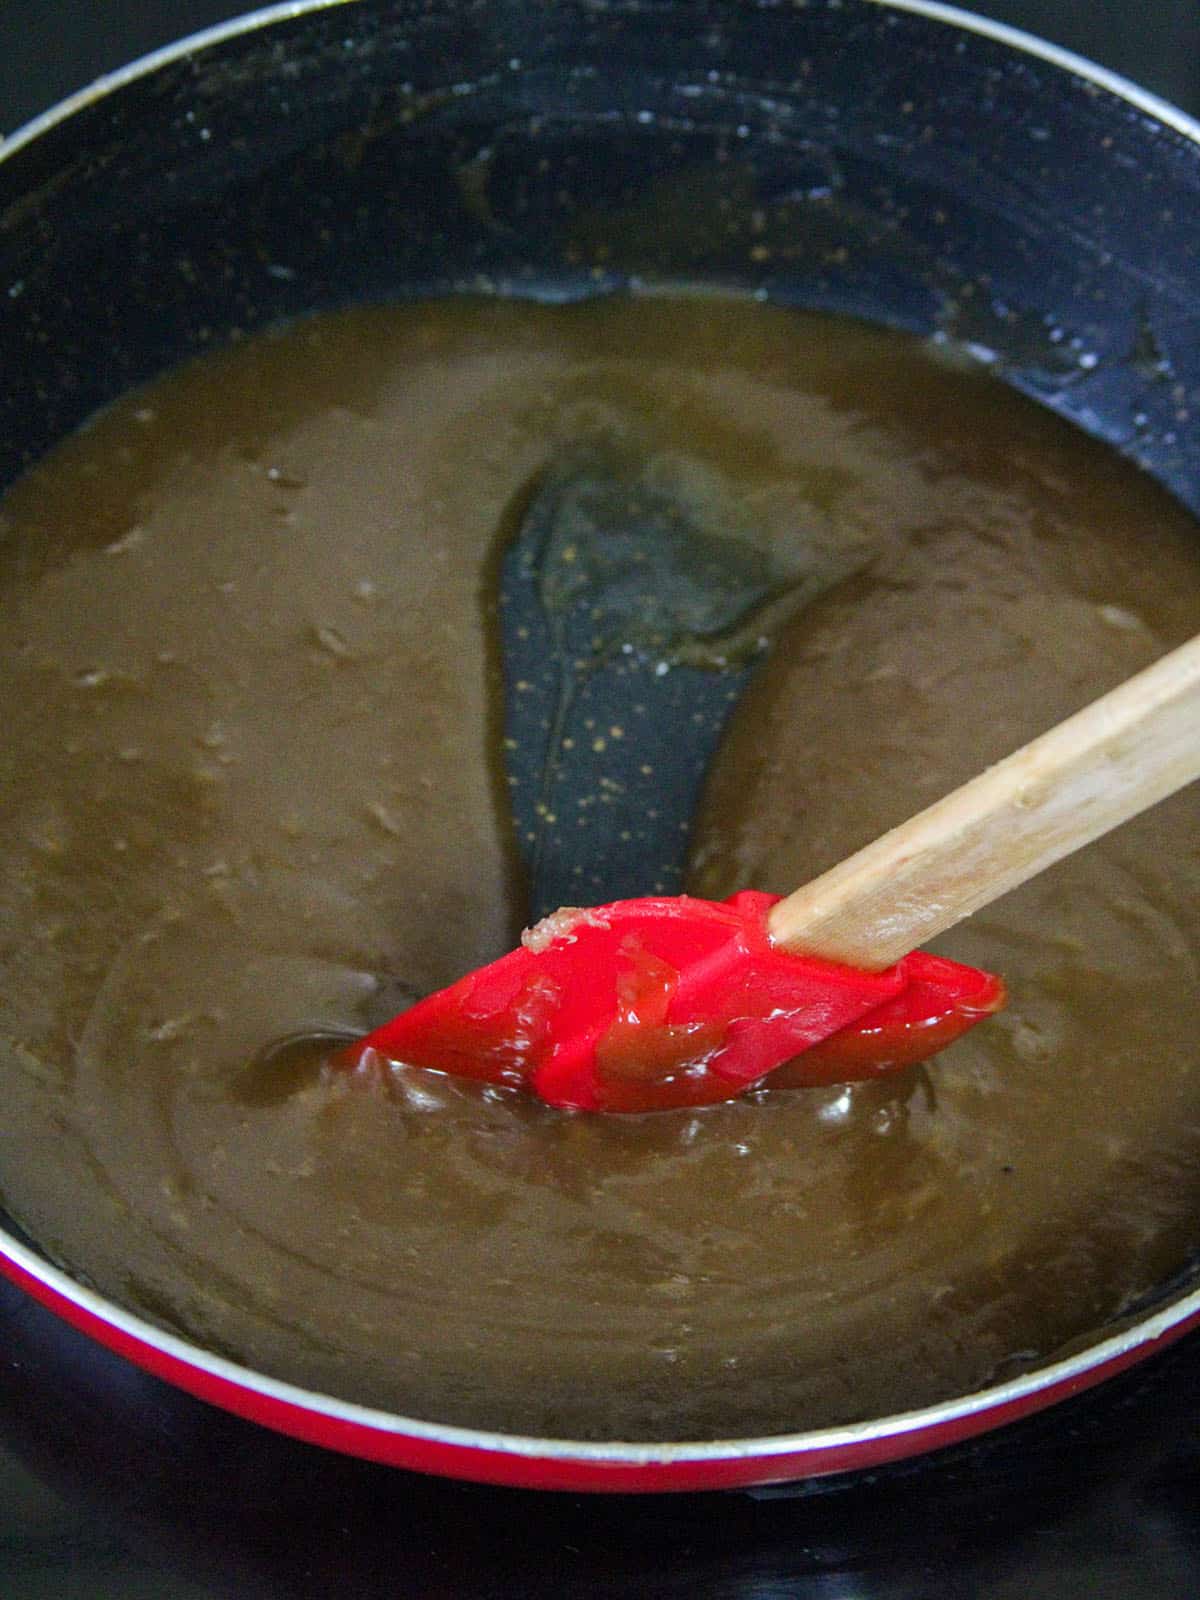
1;0;1198;169
3;1211;1199;1467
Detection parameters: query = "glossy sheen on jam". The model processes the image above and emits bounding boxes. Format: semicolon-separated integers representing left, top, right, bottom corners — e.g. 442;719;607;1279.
1;297;1200;1442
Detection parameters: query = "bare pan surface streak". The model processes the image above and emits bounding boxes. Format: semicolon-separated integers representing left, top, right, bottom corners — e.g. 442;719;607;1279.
1;296;1199;1441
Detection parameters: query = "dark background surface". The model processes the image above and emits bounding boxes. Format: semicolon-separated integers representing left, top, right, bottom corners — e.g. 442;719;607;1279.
1;3;1199;1597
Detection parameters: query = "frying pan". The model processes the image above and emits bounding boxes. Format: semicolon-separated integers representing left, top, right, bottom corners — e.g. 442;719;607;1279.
1;0;1199;1492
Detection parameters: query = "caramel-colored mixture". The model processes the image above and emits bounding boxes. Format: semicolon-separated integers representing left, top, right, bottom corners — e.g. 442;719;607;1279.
1;297;1199;1442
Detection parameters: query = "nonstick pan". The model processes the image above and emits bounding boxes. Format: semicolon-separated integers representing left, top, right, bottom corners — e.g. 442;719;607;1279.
1;0;1199;1491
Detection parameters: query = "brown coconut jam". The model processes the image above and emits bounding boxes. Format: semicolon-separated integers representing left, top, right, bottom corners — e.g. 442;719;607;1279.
1;295;1200;1442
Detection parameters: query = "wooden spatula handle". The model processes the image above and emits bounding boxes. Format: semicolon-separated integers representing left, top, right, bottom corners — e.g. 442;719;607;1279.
767;632;1200;969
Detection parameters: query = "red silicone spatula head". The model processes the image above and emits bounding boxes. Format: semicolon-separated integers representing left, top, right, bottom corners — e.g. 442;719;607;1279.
348;891;1003;1112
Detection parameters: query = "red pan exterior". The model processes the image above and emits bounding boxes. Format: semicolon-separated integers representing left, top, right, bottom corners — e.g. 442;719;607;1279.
3;1235;1200;1492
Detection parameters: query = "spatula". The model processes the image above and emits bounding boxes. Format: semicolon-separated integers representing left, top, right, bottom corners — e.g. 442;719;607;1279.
346;630;1200;1113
